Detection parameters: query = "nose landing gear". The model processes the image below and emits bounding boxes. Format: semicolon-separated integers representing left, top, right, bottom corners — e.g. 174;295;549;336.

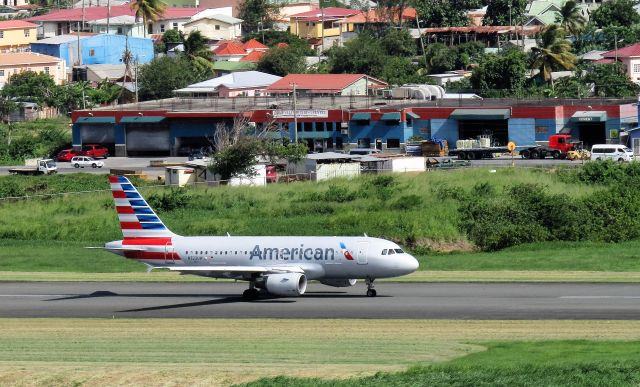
365;278;377;297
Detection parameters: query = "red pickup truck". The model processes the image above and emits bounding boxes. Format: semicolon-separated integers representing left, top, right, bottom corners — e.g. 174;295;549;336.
81;144;109;159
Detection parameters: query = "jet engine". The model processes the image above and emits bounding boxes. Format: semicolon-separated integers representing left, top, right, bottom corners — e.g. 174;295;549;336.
320;279;357;287
264;273;307;296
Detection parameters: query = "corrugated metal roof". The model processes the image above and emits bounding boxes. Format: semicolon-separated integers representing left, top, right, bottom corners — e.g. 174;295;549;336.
267;74;387;93
603;43;640;58
0;20;37;29
351;112;371;120
175;71;281;93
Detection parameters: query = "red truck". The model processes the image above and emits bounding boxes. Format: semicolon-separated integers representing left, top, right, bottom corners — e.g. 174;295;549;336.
519;134;578;159
81;144;109;159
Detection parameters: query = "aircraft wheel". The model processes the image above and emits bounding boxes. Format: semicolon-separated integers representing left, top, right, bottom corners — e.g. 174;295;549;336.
366;289;377;297
242;288;259;300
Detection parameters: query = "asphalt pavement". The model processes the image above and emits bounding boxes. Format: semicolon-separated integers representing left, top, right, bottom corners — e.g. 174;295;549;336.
0;282;638;319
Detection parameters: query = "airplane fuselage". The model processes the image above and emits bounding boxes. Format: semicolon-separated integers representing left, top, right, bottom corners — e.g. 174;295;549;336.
107;236;419;280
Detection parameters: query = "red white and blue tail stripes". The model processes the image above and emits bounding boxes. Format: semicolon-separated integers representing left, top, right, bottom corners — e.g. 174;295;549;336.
109;175;176;239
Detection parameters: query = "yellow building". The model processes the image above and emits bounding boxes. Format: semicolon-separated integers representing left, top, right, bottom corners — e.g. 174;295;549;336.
289;7;358;39
0;52;66;87
0;20;37;53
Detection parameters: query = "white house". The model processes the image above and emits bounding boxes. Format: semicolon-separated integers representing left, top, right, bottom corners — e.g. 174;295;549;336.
88;15;145;37
183;14;242;40
599;43;640;83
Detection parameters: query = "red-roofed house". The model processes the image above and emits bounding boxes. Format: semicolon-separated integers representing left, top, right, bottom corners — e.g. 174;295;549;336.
26;5;205;38
212;41;246;61
0;20;37;52
242;38;268;52
266;73;387;96
289;7;360;39
602;43;640;83
276;42;289;48
239;50;265;62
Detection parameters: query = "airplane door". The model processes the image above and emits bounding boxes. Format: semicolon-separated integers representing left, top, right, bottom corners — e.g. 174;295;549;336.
357;241;368;265
164;243;175;264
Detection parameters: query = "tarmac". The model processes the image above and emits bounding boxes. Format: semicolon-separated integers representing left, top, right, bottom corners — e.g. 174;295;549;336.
1;282;639;319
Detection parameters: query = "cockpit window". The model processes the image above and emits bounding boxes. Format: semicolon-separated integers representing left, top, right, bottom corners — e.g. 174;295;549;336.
388;249;395;255
395;249;404;254
381;249;387;255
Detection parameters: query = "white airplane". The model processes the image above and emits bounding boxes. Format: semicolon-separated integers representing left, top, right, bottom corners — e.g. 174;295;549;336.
104;175;419;299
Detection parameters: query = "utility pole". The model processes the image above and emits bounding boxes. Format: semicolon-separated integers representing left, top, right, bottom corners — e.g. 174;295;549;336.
292;82;298;143
320;5;324;60
107;0;111;33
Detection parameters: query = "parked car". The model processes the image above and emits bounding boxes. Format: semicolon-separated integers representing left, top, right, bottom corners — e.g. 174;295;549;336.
71;156;104;168
81;144;109;159
590;145;634;162
55;149;80;162
188;149;210;161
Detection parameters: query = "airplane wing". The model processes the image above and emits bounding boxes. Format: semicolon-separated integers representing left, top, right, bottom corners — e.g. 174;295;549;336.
162;266;305;274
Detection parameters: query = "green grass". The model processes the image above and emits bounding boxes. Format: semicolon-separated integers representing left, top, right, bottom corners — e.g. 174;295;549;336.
242;341;640;387
422;240;640;271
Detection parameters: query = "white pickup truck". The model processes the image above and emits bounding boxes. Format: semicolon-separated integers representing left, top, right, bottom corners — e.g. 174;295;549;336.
8;158;58;175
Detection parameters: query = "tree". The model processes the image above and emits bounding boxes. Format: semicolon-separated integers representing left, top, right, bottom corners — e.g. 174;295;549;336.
378;56;426;85
138;56;210;101
483;0;527;26
209;116;307;181
51;82;94;114
590;0;640;28
256;46;307;76
129;0;166;37
88;80;122;105
183;31;215;75
555;0;586;37
530;24;576;87
238;0;280;33
0;97;18;124
584;63;640;97
425;43;456;73
470;48;528;96
380;29;416;57
414;0;482;27
243;30;314;55
1;71;57;106
326;33;387;76
551;75;590;98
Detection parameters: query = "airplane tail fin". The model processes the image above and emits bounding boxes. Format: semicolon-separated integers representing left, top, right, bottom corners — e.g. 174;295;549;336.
109;175;177;239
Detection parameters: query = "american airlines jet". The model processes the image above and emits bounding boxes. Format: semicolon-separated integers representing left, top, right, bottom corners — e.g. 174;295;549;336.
105;175;419;299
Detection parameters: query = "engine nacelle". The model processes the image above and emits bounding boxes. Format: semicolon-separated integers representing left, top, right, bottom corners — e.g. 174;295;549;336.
264;273;307;296
320;278;357;288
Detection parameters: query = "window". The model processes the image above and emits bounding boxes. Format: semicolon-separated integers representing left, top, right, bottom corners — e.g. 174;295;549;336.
89;49;95;56
395;248;404;253
388;249;395;255
0;31;3;39
0;70;4;77
173;22;178;30
406;117;412;126
44;67;49;74
148;23;153;35
336;137;343;149
117;27;123;34
24;29;29;37
303;122;312;132
215;24;220;30
160;24;165;32
381;249;387;255
634;63;640;74
315;122;324;131
387;138;400;148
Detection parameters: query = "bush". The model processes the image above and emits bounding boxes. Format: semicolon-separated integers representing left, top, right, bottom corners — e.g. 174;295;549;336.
147;188;192;212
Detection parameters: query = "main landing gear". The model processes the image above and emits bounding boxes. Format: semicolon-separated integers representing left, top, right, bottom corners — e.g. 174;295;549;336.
242;282;260;300
365;278;377;297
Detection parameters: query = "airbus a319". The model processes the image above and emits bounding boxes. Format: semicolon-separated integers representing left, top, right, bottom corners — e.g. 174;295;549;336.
104;175;419;299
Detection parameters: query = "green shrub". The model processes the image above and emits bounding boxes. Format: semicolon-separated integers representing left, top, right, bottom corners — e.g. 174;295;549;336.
147;188;192;212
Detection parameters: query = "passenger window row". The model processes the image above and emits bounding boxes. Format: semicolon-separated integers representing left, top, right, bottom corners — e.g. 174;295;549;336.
381;248;404;255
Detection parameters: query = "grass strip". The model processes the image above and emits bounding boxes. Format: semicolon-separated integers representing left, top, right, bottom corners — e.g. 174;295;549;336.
0;319;639;386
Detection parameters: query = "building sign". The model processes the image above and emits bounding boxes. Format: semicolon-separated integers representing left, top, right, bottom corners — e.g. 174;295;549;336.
272;109;328;118
577;117;593;122
610;129;619;139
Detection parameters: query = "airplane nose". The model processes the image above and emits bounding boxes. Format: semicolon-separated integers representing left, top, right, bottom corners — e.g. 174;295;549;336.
397;254;419;275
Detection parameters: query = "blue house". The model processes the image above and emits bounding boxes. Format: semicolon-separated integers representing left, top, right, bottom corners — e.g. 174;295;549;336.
31;34;153;69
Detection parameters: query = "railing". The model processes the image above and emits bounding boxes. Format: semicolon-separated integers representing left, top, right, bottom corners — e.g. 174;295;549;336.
94;95;637;113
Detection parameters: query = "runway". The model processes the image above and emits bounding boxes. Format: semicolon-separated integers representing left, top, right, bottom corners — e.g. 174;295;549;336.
1;282;639;319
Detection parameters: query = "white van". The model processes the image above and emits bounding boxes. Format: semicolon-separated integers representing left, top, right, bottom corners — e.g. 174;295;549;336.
590;144;635;162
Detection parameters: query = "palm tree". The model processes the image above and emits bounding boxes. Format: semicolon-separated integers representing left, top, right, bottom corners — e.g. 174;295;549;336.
555;0;586;37
530;24;576;88
183;31;215;75
130;0;166;37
